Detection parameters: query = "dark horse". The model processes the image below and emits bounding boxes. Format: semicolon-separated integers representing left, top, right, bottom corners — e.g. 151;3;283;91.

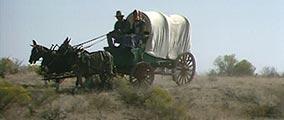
29;38;114;89
57;38;114;88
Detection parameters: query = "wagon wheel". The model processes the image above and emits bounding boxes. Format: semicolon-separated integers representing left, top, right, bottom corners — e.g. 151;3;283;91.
130;62;154;87
172;52;196;85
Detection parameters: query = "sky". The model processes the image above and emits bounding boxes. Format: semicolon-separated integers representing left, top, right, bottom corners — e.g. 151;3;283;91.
0;0;283;73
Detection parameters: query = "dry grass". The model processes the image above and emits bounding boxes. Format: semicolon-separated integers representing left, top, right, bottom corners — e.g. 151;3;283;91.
1;72;284;120
162;75;284;119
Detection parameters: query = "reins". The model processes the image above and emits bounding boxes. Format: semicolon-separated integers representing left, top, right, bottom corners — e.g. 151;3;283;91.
73;34;107;48
82;37;107;49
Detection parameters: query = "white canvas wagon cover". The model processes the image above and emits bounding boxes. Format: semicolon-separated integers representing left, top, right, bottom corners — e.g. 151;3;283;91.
127;11;192;60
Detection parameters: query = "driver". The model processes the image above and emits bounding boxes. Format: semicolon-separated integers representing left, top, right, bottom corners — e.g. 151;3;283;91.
107;10;131;47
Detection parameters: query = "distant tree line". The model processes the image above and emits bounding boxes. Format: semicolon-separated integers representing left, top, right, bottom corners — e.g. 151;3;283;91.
260;66;281;77
208;54;283;77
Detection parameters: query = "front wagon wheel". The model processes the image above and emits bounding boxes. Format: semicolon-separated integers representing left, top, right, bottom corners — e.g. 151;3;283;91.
172;52;196;85
130;62;154;87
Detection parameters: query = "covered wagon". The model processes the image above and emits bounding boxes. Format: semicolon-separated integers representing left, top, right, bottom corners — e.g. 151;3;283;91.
105;11;196;86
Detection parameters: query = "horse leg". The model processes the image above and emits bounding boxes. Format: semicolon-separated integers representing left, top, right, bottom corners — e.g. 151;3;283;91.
55;79;60;92
99;74;105;90
76;74;83;88
84;75;94;89
79;77;84;88
99;73;112;90
44;80;48;87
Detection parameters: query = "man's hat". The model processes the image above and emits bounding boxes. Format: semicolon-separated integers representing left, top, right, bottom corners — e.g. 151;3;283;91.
115;11;124;17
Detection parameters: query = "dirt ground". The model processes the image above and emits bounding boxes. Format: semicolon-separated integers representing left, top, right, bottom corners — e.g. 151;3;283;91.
1;72;284;120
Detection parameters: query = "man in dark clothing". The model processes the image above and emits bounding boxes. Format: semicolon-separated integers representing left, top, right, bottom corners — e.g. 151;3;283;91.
131;10;147;47
107;11;130;47
132;10;146;35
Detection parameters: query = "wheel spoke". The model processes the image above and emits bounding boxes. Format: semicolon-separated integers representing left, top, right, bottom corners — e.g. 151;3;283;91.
186;55;190;61
182;75;186;84
186;60;192;66
176;67;183;70
187;71;193;76
130;62;154;87
180;75;184;84
179;74;183;84
185;74;190;83
188;63;193;67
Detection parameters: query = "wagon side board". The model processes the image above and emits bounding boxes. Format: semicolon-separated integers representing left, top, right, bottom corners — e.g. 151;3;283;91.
104;46;175;74
104;47;135;74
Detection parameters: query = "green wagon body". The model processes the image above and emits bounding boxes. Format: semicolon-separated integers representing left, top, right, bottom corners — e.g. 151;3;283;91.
104;47;175;74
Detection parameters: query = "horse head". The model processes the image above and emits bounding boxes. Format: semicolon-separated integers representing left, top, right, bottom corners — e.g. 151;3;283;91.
29;40;49;64
58;37;74;54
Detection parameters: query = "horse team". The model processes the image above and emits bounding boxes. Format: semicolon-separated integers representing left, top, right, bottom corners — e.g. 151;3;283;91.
29;37;114;89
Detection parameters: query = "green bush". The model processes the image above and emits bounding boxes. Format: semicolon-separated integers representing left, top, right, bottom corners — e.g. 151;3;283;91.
144;87;173;112
213;54;238;76
210;54;255;76
0;58;22;77
27;64;44;75
233;59;255;76
144;87;190;119
114;78;146;105
0;79;31;112
114;78;190;119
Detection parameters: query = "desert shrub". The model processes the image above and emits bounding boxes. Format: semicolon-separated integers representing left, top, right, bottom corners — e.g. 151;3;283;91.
208;69;218;77
24;88;57;116
260;66;279;77
40;107;67;120
29;88;57;107
144;87;190;119
0;79;31;112
210;54;256;76
233;59;255;76
144;87;173;112
144;87;189;119
113;78;146;105
246;103;282;118
0;58;22;77
0;70;3;78
27;64;44;75
207;69;218;81
114;78;189;119
163;100;190;120
214;54;238;76
89;93;118;111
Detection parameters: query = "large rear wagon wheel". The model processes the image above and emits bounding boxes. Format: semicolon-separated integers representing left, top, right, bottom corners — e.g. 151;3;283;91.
172;52;196;85
130;62;154;87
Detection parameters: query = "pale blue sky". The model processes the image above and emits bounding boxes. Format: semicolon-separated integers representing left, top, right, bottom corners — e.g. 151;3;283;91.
1;0;283;73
